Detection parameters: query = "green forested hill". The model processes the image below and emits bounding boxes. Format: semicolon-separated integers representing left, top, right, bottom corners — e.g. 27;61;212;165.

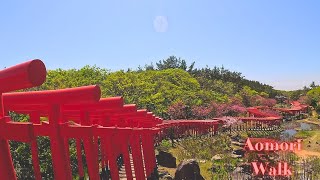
27;56;280;119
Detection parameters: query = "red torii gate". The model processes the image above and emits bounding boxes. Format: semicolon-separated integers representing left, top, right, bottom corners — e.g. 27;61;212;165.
64;104;158;180
0;59;220;180
62;102;160;180
3;85;101;180
4;93;160;180
0;59;47;180
157;120;219;141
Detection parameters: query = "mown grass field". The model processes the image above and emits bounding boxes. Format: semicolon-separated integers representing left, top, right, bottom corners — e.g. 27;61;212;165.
294;118;320;157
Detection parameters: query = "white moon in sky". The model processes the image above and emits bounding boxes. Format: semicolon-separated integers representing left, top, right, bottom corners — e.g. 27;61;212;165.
153;16;168;33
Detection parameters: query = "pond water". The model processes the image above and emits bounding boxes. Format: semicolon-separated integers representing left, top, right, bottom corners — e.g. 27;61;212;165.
280;122;312;140
300;122;311;130
281;129;297;138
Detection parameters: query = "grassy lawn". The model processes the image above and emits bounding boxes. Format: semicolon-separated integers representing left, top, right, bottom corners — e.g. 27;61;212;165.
291;129;320;158
199;161;214;180
293;118;320;153
297;130;320;152
295;130;315;139
290;118;320;153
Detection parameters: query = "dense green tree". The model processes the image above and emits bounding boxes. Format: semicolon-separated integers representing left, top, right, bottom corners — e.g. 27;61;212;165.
103;69;201;117
307;86;320;108
27;65;108;91
310;81;318;89
155;56;193;71
145;56;279;98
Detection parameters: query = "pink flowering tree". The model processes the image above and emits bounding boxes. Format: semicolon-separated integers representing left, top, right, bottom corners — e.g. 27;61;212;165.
250;95;264;106
250;95;277;107
220;116;243;131
191;105;212;119
167;101;187;119
210;101;227;117
230;97;244;106
228;105;247;116
211;101;247;117
260;98;277;107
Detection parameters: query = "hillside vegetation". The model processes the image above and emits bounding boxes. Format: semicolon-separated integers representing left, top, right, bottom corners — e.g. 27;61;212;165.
10;56;283;179
28;56;279;119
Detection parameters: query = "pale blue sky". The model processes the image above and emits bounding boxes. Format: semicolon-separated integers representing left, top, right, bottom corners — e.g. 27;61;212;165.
1;0;320;90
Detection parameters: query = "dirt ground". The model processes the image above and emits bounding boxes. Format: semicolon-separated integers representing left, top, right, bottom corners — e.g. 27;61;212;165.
294;149;320;158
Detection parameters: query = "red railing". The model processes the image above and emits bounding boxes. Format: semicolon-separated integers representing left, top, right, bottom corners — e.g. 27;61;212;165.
0;60;219;180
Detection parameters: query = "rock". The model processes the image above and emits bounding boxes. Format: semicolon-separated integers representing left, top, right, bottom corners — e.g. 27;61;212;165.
174;159;204;180
156;151;177;168
211;154;222;161
231;154;242;158
233;149;245;157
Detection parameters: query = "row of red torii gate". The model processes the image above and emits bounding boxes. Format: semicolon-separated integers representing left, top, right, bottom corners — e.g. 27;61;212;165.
0;60;220;180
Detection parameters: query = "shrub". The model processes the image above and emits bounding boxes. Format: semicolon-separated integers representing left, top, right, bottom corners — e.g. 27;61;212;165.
156;139;172;152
